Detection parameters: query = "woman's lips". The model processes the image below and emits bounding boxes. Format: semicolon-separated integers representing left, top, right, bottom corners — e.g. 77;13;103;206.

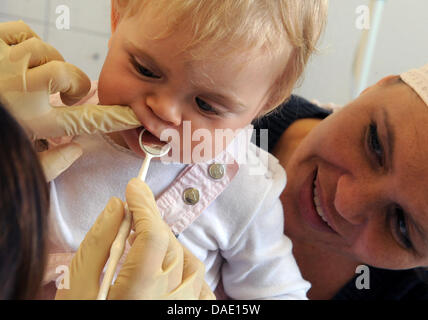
299;168;337;234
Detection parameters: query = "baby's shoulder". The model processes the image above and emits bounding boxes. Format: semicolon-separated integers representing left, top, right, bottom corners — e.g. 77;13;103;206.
204;143;286;245
230;142;286;195
218;142;286;214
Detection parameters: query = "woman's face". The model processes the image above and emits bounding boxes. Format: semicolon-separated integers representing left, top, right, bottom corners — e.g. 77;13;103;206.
283;79;428;269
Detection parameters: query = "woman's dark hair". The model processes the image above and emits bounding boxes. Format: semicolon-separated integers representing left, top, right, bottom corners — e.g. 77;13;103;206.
0;102;49;299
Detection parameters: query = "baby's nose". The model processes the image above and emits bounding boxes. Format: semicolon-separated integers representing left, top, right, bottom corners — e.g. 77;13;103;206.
146;94;182;126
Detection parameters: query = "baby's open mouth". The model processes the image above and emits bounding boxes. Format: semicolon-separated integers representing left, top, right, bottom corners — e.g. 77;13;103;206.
138;127;170;151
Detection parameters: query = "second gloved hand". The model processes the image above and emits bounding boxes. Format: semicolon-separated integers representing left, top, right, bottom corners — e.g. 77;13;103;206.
55;178;215;300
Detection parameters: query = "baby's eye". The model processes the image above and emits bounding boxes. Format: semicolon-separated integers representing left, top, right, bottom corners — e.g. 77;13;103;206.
134;61;161;79
195;97;218;115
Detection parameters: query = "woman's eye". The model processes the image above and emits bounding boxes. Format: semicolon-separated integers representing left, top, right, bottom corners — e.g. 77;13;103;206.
195;97;218;114
368;123;384;166
394;206;413;250
135;62;161;79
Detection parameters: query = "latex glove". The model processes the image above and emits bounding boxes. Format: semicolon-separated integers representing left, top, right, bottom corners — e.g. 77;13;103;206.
0;21;140;181
55;178;215;300
0;20;140;138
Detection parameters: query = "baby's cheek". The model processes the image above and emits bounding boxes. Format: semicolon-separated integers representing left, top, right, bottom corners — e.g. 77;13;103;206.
97;75;113;105
98;65;128;105
98;76;127;106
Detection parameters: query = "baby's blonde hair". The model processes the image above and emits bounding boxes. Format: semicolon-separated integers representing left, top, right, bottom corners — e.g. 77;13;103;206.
111;0;328;112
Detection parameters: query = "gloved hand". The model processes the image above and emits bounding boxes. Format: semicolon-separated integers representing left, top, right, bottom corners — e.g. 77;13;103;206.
0;21;140;181
55;178;215;300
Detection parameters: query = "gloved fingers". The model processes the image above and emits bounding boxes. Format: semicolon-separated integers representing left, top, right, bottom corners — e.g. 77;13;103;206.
122;178;172;271
126;178;161;220
110;178;213;300
126;178;174;269
0;20;40;45
182;245;206;281
110;218;180;299
167;268;204;300
77;197;125;271
25;60;91;106
181;245;206;297
122;208;171;275
164;244;208;300
111;220;170;298
38;142;83;182
127;230;137;246
53;104;140;136
163;232;184;293
199;281;216;300
9;37;64;68
56;197;124;299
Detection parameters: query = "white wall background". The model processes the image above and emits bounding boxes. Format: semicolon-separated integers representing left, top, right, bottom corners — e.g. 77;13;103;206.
0;0;111;81
1;0;427;106
295;0;428;105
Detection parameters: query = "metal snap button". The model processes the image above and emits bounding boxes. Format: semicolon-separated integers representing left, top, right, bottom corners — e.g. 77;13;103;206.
183;188;200;205
208;163;225;180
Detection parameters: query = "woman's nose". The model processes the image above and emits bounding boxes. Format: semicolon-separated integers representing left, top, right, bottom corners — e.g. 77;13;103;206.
334;175;385;225
146;93;182;127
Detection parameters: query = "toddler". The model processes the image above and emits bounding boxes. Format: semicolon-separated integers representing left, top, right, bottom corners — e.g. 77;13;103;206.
47;0;328;299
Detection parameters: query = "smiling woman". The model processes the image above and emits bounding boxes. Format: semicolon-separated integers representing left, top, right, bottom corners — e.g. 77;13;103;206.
285;78;428;269
254;66;428;300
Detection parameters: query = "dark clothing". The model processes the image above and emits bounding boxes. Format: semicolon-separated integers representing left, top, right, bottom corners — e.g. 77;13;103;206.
252;95;428;300
252;95;331;153
333;266;428;300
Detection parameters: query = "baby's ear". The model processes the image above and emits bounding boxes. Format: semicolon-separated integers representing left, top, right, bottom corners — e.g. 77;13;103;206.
360;75;400;96
110;0;119;33
377;75;401;86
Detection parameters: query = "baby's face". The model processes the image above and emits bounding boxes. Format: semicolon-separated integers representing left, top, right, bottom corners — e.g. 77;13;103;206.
98;10;290;162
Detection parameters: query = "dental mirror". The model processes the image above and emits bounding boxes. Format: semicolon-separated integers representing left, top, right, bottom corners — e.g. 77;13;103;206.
137;128;171;181
97;128;171;300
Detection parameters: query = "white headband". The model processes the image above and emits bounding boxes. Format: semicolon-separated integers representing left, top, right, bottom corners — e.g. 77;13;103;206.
400;63;428;107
